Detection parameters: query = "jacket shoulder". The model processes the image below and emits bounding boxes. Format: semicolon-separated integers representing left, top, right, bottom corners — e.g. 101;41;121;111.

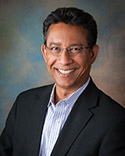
88;79;125;118
17;84;54;100
94;87;125;123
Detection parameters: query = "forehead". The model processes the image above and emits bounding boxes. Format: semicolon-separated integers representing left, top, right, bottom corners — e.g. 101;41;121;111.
46;23;88;46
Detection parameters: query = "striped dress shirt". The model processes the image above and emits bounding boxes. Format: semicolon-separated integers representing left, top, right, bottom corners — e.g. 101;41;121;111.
39;78;90;156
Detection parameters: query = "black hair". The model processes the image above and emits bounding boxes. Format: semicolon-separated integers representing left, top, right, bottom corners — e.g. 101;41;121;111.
43;7;97;48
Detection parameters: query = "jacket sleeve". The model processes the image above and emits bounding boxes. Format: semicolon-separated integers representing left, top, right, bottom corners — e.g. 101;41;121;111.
0;95;19;156
99;118;125;156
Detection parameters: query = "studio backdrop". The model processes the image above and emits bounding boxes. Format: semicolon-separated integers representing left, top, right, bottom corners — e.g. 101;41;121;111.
0;0;125;133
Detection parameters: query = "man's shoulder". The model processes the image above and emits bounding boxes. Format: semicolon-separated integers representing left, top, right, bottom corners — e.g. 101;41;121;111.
17;84;54;99
92;85;125;122
88;79;125;117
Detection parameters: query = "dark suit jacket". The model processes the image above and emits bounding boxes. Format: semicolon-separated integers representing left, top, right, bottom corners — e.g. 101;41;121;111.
0;79;125;156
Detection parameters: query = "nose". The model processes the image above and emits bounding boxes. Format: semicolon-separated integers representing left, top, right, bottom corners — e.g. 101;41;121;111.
58;49;73;65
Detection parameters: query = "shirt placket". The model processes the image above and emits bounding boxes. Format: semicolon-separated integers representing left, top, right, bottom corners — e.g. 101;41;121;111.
47;102;65;156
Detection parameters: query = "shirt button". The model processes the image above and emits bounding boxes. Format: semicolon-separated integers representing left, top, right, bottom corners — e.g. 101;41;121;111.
49;147;52;151
56;120;60;124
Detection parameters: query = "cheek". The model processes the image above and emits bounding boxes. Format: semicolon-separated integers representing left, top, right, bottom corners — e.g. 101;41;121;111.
46;56;56;69
78;56;91;71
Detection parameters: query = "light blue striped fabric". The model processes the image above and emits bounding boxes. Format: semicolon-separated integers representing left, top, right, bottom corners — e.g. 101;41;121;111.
39;78;90;156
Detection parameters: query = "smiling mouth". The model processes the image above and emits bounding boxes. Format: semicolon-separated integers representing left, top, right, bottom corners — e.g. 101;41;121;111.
57;68;75;74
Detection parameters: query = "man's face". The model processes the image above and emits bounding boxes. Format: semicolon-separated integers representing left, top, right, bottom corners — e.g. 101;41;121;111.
42;23;99;92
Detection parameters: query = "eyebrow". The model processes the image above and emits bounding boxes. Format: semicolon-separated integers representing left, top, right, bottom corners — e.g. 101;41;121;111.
48;42;62;46
48;42;84;47
69;43;84;47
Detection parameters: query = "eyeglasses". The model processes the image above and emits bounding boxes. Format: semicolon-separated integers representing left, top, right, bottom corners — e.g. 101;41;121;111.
45;45;90;56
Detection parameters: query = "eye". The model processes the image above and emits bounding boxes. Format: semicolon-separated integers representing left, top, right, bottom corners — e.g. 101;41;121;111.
73;47;80;50
51;46;60;51
70;47;81;52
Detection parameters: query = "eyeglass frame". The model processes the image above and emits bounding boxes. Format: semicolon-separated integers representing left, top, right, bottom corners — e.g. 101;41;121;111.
45;44;91;56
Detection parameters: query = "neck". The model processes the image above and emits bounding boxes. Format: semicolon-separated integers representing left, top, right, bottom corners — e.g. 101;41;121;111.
53;88;72;104
54;77;90;104
54;85;82;104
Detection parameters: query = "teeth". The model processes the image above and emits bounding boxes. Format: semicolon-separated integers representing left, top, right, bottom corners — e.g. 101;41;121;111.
58;69;74;74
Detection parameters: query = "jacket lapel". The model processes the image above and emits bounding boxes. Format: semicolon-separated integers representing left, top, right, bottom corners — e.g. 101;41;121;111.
51;80;99;156
26;85;53;155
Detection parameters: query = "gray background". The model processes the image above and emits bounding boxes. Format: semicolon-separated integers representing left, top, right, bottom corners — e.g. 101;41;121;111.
0;0;125;133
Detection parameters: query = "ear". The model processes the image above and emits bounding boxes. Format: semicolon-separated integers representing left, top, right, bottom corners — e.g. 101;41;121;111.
41;44;48;63
90;45;99;64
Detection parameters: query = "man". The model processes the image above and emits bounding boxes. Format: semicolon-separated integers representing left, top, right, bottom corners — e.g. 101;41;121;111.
0;7;125;156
